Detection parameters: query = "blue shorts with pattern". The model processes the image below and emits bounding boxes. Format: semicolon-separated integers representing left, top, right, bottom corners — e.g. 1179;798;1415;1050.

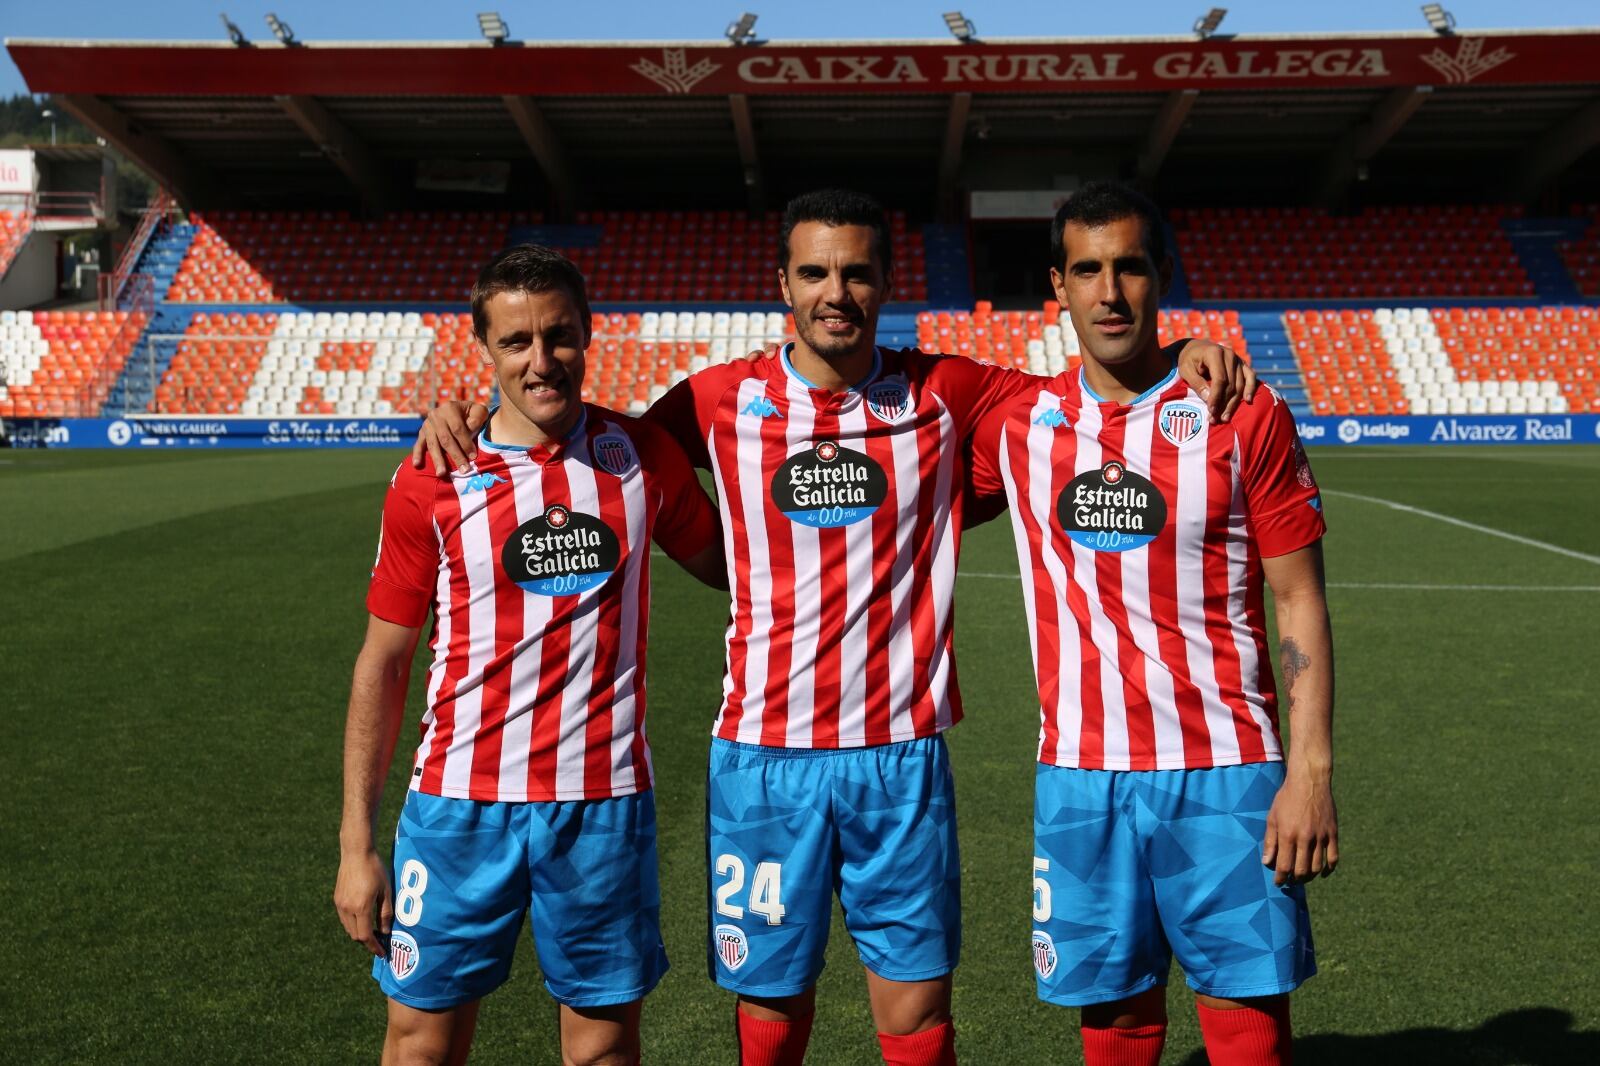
372;789;667;1010
705;736;961;997
1031;761;1315;1006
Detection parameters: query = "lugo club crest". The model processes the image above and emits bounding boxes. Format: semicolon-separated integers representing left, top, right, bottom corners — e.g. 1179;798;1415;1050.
771;440;888;527
1056;461;1168;552
501;504;621;596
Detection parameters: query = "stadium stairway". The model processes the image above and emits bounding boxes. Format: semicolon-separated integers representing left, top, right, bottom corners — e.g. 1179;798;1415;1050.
1504;217;1587;304
123;222;196;310
1240;311;1309;415
104;304;191;415
921;225;973;308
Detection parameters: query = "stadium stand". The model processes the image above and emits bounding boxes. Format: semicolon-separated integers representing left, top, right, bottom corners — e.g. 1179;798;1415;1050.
1558;205;1600;298
0;208;31;278
0;308;147;417
1173;205;1536;300
1286;306;1596;416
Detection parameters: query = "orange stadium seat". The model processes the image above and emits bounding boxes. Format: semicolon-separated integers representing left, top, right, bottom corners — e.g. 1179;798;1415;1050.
0;309;148;417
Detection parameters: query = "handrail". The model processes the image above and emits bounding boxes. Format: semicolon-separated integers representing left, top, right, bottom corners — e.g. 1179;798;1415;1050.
101;189;174;309
72;273;154;416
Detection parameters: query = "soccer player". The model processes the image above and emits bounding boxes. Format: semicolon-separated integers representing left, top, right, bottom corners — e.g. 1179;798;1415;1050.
414;190;1256;1066
334;244;725;1066
968;182;1338;1066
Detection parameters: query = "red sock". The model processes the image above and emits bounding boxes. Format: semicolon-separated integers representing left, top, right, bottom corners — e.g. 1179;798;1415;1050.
1080;1023;1167;1066
736;1008;813;1066
1196;1000;1292;1066
876;1020;956;1066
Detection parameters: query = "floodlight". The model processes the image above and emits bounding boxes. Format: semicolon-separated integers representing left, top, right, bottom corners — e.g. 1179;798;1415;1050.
477;12;510;44
726;13;759;46
1420;4;1455;34
1193;8;1227;39
264;13;297;46
943;12;976;42
219;13;249;46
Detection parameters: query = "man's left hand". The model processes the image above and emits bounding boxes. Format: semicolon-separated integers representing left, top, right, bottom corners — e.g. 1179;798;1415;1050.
1262;765;1339;887
1174;339;1258;422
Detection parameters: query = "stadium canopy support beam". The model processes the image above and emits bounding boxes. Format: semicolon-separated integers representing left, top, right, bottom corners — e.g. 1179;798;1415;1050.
729;94;765;215
1509;96;1600;203
1134;89;1199;184
53;94;215;209
275;95;389;215
503;96;577;222
1313;85;1432;207
936;93;973;222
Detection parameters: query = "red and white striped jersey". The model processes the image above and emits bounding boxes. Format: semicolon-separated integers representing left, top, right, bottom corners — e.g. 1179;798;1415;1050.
367;405;719;802
650;347;1034;748
969;367;1326;771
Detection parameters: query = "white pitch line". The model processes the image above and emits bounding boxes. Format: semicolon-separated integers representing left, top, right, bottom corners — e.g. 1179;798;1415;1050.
1320;489;1600;567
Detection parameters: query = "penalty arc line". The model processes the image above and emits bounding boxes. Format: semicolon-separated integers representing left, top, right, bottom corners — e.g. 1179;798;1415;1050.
1319;489;1600;567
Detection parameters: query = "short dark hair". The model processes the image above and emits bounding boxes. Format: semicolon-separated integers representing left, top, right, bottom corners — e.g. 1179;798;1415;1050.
1051;181;1167;273
779;188;893;274
470;243;590;340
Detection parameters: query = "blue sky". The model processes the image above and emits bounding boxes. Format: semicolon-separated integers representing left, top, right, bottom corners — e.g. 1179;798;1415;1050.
4;0;1598;97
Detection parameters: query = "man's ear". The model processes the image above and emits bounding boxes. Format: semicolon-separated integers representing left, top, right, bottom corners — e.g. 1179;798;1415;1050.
1049;267;1069;306
777;268;793;308
472;333;491;365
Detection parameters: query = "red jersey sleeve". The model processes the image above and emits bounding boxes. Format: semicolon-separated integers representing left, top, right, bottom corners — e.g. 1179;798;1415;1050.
1236;387;1327;558
366;462;439;627
633;420;721;563
918;350;1043;439
643;366;729;470
966;402;1010;500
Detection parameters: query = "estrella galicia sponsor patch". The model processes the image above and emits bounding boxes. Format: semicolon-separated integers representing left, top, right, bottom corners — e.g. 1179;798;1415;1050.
1032;930;1058;979
501;504;621;596
771;440;888;527
592;433;635;477
714;923;749;971
1158;399;1206;446
1056;461;1167;552
388;930;421;981
866;377;911;424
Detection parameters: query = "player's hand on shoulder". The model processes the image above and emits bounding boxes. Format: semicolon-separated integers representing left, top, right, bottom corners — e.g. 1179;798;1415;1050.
1262;765;1339;887
412;401;490;475
334;848;395;957
740;342;783;362
1171;338;1259;423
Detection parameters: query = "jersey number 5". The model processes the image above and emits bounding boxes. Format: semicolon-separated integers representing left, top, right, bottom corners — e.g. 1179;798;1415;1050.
714;854;787;925
1033;856;1051;922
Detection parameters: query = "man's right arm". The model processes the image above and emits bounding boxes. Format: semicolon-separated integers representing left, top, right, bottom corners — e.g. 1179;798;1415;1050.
334;616;422;957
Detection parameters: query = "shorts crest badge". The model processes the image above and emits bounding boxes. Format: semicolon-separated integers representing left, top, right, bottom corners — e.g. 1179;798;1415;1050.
593;434;635;476
1032;930;1058;979
388;931;421;981
715;923;749;971
1158;399;1207;447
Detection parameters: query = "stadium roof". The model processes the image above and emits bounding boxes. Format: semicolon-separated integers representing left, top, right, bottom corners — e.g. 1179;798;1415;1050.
8;30;1599;213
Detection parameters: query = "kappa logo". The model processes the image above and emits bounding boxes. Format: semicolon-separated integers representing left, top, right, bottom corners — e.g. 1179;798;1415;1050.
460;472;507;494
388;931;421;981
1032;930;1058;979
1158;399;1206;447
1420;37;1515;84
1033;406;1071;429
741;396;785;420
866;378;911;424
593;434;635;476
714;924;749;971
631;48;722;93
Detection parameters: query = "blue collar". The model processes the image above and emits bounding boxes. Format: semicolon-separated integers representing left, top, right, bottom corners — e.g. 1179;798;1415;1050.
480;405;588;452
782;343;882;393
1079;361;1178;407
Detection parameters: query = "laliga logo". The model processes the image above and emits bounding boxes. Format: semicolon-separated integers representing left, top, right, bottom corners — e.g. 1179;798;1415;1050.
632;49;722;93
1337;419;1363;444
1420;38;1514;84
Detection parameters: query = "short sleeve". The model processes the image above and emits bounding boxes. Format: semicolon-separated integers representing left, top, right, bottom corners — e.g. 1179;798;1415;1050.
921;351;1042;438
1237;389;1326;558
635;421;721;562
366;463;438;628
644;371;719;469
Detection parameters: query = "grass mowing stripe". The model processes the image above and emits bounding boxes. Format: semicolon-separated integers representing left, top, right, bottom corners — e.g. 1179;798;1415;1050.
1321;488;1600;566
953;570;1600;592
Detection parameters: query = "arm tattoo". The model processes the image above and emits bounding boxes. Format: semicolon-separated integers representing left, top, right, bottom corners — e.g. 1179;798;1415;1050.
1279;637;1312;715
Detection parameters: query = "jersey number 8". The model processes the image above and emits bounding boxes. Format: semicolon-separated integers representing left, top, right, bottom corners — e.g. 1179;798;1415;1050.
714;854;786;925
396;859;429;927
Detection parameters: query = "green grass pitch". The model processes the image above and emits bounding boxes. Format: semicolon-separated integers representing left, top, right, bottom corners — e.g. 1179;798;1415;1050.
3;445;1597;1064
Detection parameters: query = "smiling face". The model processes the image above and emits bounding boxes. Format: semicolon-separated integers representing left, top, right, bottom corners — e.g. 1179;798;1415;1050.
779;221;891;367
473;287;589;444
1050;215;1172;369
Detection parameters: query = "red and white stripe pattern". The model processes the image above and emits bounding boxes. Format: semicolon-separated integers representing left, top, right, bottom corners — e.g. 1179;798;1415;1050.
370;407;696;801
699;349;975;748
984;371;1324;771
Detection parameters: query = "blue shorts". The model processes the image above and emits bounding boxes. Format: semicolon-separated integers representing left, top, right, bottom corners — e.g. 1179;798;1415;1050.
372;789;668;1010
1031;762;1315;1006
705;736;961;996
